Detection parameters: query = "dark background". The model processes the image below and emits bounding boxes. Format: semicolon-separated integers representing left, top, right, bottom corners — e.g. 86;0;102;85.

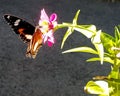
0;0;120;96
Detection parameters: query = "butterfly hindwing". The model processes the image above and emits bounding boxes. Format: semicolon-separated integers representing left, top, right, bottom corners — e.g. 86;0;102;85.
4;14;35;43
26;26;43;58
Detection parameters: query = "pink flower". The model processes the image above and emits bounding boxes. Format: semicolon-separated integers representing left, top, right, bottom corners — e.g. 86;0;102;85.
39;9;57;47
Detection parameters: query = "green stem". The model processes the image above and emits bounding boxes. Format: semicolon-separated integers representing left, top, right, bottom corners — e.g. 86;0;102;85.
54;23;96;34
109;56;120;79
62;23;96;33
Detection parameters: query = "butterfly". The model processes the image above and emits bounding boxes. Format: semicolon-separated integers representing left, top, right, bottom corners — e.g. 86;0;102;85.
3;14;43;59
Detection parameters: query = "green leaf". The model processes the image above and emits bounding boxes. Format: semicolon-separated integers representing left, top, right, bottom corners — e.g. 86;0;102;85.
115;25;120;40
87;57;101;62
114;26;120;48
101;32;115;54
74;25;96;38
61;10;80;49
73;10;80;25
61;27;74;49
85;80;109;95
115;26;120;41
62;47;98;54
103;57;114;64
87;57;114;64
94;43;104;64
108;65;120;79
91;30;104;64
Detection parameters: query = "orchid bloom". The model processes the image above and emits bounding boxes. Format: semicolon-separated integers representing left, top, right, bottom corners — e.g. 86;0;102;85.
39;9;57;47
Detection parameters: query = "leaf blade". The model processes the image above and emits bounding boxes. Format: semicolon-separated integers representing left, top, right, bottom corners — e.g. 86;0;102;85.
62;47;98;54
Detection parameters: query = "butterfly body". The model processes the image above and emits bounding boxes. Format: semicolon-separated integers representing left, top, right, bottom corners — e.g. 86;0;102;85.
4;14;43;58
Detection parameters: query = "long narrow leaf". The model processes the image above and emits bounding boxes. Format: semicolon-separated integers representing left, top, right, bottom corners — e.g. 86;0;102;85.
73;10;80;25
115;25;120;41
91;30;104;64
61;27;74;49
87;57;114;64
74;25;96;38
62;47;98;54
61;10;80;49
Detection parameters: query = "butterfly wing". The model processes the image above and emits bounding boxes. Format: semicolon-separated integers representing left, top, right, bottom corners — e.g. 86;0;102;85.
26;26;43;58
4;14;35;43
4;14;43;58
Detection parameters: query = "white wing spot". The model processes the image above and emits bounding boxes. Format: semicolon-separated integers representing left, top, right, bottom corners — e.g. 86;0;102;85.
7;15;10;19
25;34;32;40
14;19;21;26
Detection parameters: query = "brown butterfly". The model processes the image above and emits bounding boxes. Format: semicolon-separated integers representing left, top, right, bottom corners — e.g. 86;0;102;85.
4;14;43;58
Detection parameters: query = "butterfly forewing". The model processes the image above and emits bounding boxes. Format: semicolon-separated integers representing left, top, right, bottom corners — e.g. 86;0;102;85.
4;14;35;43
3;14;43;58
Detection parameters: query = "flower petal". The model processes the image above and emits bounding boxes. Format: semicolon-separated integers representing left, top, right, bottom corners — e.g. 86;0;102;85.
42;30;55;46
47;41;54;47
47;36;55;47
40;9;49;21
43;34;48;43
50;13;57;22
